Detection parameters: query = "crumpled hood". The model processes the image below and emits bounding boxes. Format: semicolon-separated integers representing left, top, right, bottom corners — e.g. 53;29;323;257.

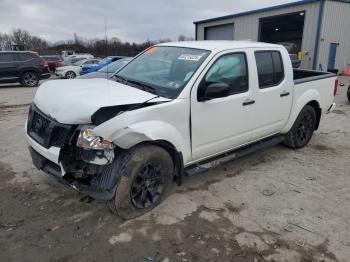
34;79;169;124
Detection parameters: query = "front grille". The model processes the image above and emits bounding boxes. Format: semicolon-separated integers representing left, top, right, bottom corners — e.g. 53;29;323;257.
27;104;76;148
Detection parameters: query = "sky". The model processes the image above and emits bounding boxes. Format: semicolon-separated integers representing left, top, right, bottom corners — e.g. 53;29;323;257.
0;0;294;43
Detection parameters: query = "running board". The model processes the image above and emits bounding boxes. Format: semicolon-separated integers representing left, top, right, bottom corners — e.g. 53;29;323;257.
185;135;285;177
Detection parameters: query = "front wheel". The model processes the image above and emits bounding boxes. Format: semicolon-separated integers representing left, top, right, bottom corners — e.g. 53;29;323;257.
65;71;76;79
284;105;317;149
108;144;174;220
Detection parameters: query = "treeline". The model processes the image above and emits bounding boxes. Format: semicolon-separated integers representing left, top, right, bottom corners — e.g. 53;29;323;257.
0;29;49;53
0;29;193;57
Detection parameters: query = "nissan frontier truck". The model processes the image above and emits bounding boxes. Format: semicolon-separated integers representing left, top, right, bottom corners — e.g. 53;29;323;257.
26;41;337;219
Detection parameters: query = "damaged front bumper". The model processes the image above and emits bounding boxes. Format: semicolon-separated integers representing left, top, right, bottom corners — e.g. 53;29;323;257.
26;104;120;200
27;131;119;200
28;145;119;200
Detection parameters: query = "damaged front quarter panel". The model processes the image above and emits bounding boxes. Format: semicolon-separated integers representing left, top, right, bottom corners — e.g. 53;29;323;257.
92;99;192;163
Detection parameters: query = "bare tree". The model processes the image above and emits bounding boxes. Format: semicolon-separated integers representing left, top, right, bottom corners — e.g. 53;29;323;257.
0;33;13;51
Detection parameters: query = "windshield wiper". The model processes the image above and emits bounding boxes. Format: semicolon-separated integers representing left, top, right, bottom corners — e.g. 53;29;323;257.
113;74;129;84
127;79;158;94
113;75;159;96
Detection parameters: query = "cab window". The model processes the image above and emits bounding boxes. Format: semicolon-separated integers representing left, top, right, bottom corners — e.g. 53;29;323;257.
204;53;249;96
255;51;284;88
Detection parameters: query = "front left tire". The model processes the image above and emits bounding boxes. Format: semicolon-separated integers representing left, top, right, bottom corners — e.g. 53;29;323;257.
108;144;174;220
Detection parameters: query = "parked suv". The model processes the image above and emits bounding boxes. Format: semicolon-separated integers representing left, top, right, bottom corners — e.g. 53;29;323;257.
0;51;50;87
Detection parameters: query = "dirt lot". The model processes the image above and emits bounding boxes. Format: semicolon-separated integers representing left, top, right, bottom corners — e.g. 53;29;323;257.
0;77;349;262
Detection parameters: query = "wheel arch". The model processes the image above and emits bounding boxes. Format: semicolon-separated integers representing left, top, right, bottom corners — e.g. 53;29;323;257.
132;140;184;186
20;68;40;77
282;89;322;133
306;100;321;130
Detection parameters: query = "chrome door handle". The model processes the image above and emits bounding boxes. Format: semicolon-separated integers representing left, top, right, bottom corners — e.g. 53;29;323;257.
280;91;290;97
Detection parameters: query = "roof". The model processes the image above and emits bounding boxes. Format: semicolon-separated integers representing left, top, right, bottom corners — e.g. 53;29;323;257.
193;0;349;24
157;41;281;51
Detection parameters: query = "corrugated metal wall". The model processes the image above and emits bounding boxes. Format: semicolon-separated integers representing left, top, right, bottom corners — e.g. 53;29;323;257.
317;0;350;71
196;2;321;69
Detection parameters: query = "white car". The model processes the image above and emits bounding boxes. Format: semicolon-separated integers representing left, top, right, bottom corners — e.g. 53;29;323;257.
63;54;94;66
55;59;100;79
26;41;337;219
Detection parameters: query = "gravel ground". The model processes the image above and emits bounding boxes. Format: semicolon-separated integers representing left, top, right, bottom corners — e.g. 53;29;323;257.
0;76;349;262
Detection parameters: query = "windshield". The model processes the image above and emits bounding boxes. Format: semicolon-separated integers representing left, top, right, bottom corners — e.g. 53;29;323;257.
99;57;112;64
73;59;88;66
99;58;131;73
115;46;210;98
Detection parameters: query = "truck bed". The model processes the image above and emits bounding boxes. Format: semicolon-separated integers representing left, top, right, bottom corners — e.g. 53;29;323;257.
293;69;336;84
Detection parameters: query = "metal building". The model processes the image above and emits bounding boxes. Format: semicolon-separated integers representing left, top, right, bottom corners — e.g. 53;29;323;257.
194;0;350;71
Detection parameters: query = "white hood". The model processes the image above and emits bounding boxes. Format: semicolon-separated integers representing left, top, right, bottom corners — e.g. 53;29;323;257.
34;79;169;124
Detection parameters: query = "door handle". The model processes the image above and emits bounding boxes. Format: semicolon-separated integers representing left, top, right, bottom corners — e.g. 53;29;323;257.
242;99;255;106
280;91;290;97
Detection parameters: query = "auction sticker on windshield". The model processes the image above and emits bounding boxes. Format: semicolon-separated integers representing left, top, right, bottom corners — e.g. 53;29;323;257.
178;54;203;61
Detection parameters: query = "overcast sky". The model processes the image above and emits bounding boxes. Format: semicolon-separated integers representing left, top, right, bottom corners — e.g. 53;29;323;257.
0;0;293;43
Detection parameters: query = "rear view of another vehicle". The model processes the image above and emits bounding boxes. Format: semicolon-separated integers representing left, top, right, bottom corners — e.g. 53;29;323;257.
41;55;64;72
0;51;50;87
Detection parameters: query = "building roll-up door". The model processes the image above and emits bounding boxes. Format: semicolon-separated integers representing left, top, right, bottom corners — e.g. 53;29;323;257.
204;23;234;40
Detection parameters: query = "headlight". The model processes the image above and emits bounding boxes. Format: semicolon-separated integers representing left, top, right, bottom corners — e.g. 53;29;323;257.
77;127;114;150
76;127;115;165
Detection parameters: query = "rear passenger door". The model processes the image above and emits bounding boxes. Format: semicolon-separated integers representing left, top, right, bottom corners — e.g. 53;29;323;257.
251;50;293;141
0;53;20;80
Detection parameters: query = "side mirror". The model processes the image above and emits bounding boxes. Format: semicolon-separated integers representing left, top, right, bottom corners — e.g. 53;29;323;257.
198;82;230;101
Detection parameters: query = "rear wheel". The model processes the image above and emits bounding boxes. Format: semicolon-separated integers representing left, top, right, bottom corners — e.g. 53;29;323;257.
21;71;39;87
65;71;76;79
347;85;350;103
108;144;174;220
284;105;317;149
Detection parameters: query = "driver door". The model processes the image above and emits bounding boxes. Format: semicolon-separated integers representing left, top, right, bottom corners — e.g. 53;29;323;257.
191;51;255;161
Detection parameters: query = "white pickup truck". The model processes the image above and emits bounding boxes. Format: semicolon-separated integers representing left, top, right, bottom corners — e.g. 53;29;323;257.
26;41;337;219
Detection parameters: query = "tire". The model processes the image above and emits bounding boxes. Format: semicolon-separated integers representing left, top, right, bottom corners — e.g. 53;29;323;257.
20;71;39;87
347;85;350;103
65;71;76;79
284;105;317;149
108;144;174;220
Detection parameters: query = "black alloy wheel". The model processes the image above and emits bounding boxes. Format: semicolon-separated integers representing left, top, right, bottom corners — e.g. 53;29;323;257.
295;111;315;145
130;161;165;209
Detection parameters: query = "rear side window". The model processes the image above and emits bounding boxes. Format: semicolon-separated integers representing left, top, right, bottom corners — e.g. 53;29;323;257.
255;51;284;88
204;53;249;95
18;53;35;61
0;53;17;62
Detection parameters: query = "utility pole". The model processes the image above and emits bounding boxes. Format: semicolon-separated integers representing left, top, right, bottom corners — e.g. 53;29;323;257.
105;16;108;57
